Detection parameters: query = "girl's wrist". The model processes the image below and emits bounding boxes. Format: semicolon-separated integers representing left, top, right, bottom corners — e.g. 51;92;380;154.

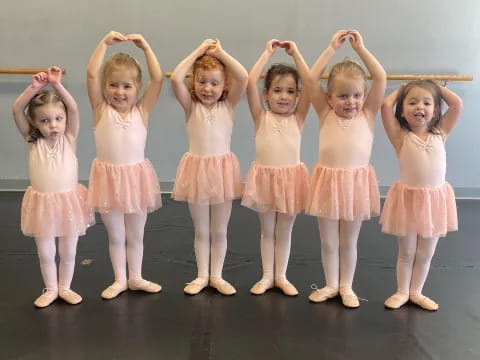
327;45;337;52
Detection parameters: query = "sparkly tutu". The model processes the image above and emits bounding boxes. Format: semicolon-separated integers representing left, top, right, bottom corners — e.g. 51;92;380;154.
241;162;308;215
21;184;95;238
380;181;457;238
172;152;243;205
87;158;161;214
306;163;380;220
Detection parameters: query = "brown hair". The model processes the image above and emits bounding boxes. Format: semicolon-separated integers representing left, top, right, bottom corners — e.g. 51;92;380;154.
102;52;142;91
264;63;299;91
26;90;66;143
395;80;442;133
327;58;367;93
189;55;229;101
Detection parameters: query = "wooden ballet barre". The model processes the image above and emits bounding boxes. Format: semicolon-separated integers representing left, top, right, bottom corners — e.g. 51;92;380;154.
164;72;473;81
0;68;66;74
383;74;473;81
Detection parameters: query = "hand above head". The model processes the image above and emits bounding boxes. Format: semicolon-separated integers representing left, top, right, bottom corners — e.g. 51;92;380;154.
266;39;279;54
47;66;62;86
103;31;127;45
205;39;223;57
347;29;365;51
199;39;217;54
279;40;298;56
31;72;48;90
329;30;349;50
126;34;148;49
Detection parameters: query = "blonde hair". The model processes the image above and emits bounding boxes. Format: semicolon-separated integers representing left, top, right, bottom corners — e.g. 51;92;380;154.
327;58;367;93
102;52;142;91
189;55;229;101
26;90;66;143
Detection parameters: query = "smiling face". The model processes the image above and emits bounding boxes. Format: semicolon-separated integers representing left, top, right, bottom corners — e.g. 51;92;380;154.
194;68;226;107
31;103;67;141
328;75;366;119
264;74;298;115
401;87;437;131
104;67;139;114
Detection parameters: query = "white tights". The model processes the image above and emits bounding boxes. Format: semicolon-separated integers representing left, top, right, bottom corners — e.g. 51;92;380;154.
188;201;232;278
101;211;148;281
258;212;296;281
35;234;79;290
317;218;363;290
396;234;439;295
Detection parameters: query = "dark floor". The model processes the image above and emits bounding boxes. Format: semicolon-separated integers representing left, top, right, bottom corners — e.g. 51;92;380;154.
0;192;479;360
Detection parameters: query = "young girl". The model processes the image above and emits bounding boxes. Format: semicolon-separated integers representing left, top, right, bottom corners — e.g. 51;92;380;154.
242;40;310;296
306;30;386;308
381;80;462;311
86;31;163;299
171;39;247;295
13;66;94;307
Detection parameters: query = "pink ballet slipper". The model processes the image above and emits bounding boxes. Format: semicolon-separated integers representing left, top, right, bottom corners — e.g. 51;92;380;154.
58;288;83;305
339;288;360;308
308;285;339;303
101;281;128;300
250;278;274;295
184;277;209;295
409;294;439;311
209;277;236;295
128;278;162;293
384;292;409;309
34;288;58;308
275;279;299;296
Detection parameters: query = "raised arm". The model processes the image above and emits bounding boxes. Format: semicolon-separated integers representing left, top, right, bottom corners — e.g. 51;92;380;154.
381;86;404;153
86;31;127;110
284;41;311;126
247;40;277;122
12;72;48;139
170;39;215;113
47;66;79;140
127;34;163;116
437;85;463;136
207;40;248;107
348;30;387;118
310;30;349;118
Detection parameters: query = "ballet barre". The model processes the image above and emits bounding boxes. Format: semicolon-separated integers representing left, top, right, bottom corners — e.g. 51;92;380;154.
164;72;473;81
1;69;472;81
0;68;66;74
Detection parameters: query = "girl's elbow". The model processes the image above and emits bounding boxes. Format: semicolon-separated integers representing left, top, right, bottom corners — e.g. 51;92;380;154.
69;103;80;114
237;71;249;85
456;97;464;110
151;76;163;85
86;70;98;81
170;72;182;85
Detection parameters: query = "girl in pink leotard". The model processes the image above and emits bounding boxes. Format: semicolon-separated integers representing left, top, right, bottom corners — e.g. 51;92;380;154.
13;66;94;308
242;40;310;296
381;80;462;311
87;31;163;300
171;39;247;296
306;30;386;308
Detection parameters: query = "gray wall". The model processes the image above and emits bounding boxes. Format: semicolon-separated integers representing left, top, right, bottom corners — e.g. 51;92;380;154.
1;0;479;192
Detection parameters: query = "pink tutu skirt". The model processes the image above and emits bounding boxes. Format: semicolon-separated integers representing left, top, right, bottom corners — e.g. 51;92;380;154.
242;162;309;215
172;152;243;205
306;163;380;220
87;158;162;214
21;184;95;238
380;181;457;238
